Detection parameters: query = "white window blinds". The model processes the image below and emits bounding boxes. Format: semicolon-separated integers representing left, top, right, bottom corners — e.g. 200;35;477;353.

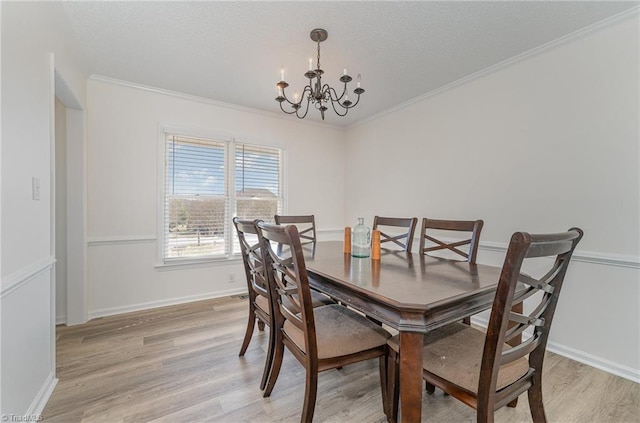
164;134;229;260
162;133;283;262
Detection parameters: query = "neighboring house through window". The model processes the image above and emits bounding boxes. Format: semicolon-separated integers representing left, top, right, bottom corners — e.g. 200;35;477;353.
160;131;283;264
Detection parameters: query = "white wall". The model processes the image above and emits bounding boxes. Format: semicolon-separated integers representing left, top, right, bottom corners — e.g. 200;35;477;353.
345;13;640;381
86;79;346;317
0;2;86;416
0;1;88;416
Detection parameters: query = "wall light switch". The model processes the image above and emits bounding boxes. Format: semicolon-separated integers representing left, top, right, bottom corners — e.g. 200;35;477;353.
32;177;40;201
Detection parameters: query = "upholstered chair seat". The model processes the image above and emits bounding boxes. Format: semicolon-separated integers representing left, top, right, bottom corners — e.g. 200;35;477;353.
388;322;529;394
284;304;391;360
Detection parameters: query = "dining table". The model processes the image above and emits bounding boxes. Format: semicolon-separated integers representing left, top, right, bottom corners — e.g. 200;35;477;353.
303;240;507;423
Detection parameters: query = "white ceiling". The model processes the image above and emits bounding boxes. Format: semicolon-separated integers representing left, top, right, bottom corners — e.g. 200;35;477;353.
60;1;638;127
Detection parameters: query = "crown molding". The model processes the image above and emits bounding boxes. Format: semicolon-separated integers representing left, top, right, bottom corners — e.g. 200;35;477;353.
89;75;344;131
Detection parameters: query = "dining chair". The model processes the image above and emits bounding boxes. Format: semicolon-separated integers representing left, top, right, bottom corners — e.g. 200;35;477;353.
274;214;317;245
386;227;583;423
420;218;484;263
257;222;392;422
420;218;484;327
234;218;333;392
234;217;273;391
372;216;418;253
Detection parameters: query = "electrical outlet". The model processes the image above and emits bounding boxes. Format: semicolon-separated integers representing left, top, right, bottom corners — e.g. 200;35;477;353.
228;273;236;283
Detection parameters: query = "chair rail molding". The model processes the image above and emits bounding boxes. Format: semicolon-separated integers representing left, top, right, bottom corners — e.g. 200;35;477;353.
479;240;639;269
1;256;57;298
87;235;157;246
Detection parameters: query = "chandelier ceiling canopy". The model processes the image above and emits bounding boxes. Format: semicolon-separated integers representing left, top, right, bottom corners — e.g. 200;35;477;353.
275;28;364;121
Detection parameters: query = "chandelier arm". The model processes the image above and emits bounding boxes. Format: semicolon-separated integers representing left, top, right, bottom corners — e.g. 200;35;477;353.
328;82;348;102
327;92;350;117
278;101;299;115
329;84;363;109
328;100;350;117
321;84;336;102
281;84;313;107
326;85;352;111
295;97;312;119
346;93;363;109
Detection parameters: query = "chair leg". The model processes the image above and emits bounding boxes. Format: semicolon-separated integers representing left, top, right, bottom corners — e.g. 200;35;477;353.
425;381;435;394
259;322;275;390
263;334;284;397
527;380;547;422
239;307;255;356
301;367;318;423
386;349;400;423
379;355;388;417
477;402;495;423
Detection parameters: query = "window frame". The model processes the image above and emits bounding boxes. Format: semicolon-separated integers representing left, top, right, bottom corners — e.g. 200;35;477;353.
156;125;285;268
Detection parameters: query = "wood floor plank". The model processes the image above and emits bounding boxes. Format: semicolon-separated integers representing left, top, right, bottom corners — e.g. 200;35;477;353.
42;296;639;422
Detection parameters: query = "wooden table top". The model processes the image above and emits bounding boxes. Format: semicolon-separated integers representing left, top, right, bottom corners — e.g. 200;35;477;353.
304;241;504;316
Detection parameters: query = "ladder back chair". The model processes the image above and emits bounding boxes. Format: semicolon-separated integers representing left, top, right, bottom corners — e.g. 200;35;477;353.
257;222;392;423
235;218;333;392
386;227;583;423
420;218;484;263
372;216;418;253
234;217;273;390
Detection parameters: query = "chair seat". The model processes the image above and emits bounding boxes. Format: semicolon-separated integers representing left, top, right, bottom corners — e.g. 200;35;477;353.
388;322;529;394
284;304;391;360
255;290;333;316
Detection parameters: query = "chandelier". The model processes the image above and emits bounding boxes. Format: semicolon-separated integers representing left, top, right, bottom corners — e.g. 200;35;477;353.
275;28;364;120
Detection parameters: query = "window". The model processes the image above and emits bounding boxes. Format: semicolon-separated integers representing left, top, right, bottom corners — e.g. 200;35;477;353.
161;132;283;263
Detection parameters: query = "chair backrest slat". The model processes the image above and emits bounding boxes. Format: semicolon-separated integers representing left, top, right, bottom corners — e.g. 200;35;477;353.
274;215;317;244
420;218;484;263
500;335;541;365
373;216;418;253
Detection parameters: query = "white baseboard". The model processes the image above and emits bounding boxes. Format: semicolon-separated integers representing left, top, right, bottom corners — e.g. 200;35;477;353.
26;371;58;416
471;316;640;384
546;340;640;384
56;315;67;325
88;287;248;320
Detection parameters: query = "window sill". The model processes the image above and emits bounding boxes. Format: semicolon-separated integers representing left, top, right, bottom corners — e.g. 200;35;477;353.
155;256;243;271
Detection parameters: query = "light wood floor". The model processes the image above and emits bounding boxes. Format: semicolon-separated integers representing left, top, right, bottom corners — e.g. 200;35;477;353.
43;296;639;422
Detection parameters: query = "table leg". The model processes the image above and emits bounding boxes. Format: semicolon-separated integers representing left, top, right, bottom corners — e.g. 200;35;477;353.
399;331;423;423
